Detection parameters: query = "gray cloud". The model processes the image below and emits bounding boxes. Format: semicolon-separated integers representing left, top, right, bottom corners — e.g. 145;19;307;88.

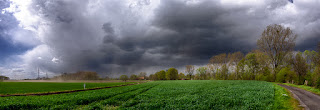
2;0;320;79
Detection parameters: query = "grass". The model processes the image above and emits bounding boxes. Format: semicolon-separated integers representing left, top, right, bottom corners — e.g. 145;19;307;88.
0;82;137;95
0;80;298;109
273;84;302;110
282;83;320;96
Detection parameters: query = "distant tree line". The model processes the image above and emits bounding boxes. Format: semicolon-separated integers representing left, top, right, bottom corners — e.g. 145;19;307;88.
0;76;10;81
52;71;100;80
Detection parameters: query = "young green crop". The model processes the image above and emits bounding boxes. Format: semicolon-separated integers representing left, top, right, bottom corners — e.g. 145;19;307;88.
0;80;296;109
0;82;137;95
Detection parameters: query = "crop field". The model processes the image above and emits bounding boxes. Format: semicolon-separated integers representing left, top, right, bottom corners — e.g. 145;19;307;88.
0;80;292;109
0;82;137;95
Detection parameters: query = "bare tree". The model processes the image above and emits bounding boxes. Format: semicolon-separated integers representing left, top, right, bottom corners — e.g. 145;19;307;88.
209;53;229;79
289;52;307;84
185;65;195;79
210;53;228;64
228;52;244;66
257;24;297;73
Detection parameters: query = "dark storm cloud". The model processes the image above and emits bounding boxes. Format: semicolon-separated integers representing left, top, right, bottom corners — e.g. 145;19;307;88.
18;0;283;76
3;0;320;79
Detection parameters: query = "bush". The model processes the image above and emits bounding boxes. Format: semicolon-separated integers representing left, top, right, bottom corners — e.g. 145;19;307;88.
276;67;296;83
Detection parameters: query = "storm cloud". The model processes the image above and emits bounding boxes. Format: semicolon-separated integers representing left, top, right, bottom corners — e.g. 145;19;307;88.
1;0;320;79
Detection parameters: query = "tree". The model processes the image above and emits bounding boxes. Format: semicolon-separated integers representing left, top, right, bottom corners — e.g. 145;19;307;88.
130;74;138;80
166;68;178;80
120;75;129;84
227;52;244;80
244;53;259;80
276;67;297;83
196;67;207;80
228;51;244;66
209;53;229;80
0;76;10;81
178;73;186;80
148;74;158;80
257;24;297;74
185;65;195;80
155;70;166;80
138;72;147;79
290;52;308;84
236;59;245;80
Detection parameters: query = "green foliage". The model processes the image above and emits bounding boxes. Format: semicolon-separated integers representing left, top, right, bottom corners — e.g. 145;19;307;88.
316;78;320;89
166;68;178;80
291;52;308;84
273;84;298;110
178;73;185;79
130;74;138;80
236;59;245;80
245;53;259;79
256;66;272;81
155;70;166;80
120;75;129;81
276;67;297;83
196;67;207;80
215;64;229;80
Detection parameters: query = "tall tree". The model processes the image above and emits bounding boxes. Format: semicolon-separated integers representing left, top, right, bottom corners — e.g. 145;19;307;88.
155;70;166;80
290;52;307;84
228;51;244;80
196;67;208;80
257;24;297;74
244;53;259;80
185;65;195;79
166;68;178;80
209;53;229;79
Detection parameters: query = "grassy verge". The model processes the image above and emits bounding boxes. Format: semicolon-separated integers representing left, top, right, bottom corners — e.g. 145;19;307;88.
282;83;320;96
273;84;302;110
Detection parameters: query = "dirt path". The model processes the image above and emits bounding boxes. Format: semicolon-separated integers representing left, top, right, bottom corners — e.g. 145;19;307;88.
0;83;143;97
278;84;320;110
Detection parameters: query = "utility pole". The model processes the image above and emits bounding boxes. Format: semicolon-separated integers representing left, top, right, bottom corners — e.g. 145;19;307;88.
46;72;48;79
37;67;40;80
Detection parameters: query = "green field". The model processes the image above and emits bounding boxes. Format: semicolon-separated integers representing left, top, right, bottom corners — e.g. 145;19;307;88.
0;80;294;109
0;82;137;95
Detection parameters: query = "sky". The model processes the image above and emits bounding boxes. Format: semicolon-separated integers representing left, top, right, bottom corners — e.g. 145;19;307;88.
0;0;320;79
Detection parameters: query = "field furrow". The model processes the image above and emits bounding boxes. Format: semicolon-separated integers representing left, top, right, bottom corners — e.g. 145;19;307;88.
0;82;157;110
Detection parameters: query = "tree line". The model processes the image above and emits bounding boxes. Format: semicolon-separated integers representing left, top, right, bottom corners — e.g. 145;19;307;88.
140;24;320;88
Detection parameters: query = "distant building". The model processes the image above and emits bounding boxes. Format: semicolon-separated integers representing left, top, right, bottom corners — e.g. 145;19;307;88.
138;77;144;80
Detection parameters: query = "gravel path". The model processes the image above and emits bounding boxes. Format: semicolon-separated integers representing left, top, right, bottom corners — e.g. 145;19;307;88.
279;84;320;110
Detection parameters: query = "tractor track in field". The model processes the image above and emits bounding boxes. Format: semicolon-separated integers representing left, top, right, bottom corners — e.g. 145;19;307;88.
75;83;159;109
278;84;320;110
0;82;146;97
